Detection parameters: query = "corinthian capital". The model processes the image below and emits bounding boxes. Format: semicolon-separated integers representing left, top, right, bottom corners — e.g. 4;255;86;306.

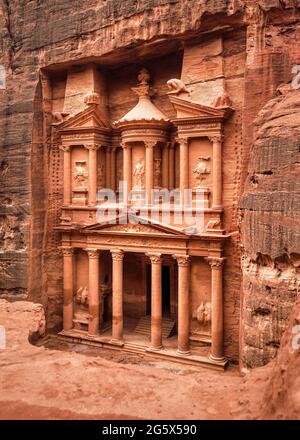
206;257;225;268
147;253;162;264
59;144;71;152
144;140;157;149
61;247;74;257
111;249;124;261
85;248;99;259
173;254;190;267
208;134;224;144
85;144;100;151
175;137;188;147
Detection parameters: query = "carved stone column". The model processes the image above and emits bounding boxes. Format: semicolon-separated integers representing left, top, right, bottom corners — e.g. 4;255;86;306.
162;143;169;189
209;135;223;209
174;255;190;354
168;141;175;189
62;247;74;331
147;253;163;350
122;143;132;204
178;138;189;205
60;145;72;205
86;248;100;336
106;147;111;189
86;144;99;206
145;141;156;204
110;147;116;191
111;249;124;342
207;257;225;361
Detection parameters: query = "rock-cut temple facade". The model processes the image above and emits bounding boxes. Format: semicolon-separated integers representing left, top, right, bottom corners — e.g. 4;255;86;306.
54;61;235;369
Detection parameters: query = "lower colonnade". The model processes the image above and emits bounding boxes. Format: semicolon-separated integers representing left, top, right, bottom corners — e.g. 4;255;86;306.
61;246;226;366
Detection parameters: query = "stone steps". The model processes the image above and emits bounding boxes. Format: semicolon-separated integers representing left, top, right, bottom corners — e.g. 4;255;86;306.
134;315;176;338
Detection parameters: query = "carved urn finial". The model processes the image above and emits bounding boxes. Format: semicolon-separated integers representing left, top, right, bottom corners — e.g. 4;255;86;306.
84;92;100;106
138;68;150;85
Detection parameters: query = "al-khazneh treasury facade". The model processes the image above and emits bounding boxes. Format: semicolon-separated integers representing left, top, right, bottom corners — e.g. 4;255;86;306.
51;59;236;370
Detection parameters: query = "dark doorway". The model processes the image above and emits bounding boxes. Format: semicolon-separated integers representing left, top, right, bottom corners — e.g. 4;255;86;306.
146;264;171;317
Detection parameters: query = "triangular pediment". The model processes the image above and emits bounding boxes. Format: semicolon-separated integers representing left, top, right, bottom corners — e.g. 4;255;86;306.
169;96;233;120
59;105;111;131
82;214;186;236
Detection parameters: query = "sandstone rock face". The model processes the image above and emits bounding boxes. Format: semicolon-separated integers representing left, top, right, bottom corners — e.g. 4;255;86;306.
240;89;300;368
262;294;300;419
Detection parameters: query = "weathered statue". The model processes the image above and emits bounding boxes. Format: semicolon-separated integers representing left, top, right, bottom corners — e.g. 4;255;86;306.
167;78;190;96
74;161;88;188
193;156;211;185
133;158;145;188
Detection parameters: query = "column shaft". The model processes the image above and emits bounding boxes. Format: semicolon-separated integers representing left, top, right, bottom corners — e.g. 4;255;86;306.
110;148;116;191
62;147;71;204
106;147;111;189
179;139;189;205
88;146;97;206
211;137;223;209
62;247;74;331
175;255;190;354
162;144;169;189
148;253;162;350
122;145;132;204
208;258;225;361
168;144;175;189
86;249;100;336
111;250;124;341
145;142;155;204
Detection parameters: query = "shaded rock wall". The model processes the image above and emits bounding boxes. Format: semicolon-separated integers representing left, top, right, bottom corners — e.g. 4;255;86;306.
240;89;300;367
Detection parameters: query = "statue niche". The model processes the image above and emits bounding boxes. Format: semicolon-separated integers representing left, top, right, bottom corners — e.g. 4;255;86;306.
193;156;211;187
72;160;88;205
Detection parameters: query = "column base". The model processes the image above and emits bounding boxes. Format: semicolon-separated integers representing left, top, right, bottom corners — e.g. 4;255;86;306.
148;345;163;352
177;349;191;356
212;205;224;210
87;332;99;339
110;338;124;347
209;353;226;363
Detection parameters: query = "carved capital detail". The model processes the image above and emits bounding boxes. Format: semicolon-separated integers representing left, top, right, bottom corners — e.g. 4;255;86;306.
147;253;162;264
59;144;71;152
85;144;100;151
61;247;74;257
144;140;157;149
121;142;131;149
208;135;224;144
206;257;225;269
111;249;124;261
85;248;99;259
175;137;188;147
173;254;190;267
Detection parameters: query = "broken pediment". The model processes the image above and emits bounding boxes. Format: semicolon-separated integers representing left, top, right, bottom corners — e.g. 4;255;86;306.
169;95;233;122
58;104;111;132
81;214;186;237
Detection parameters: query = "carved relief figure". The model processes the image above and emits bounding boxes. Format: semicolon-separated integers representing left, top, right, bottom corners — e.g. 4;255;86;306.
195;302;212;325
74;160;88;188
167;78;190;96
193;156;211;186
133;158;145;188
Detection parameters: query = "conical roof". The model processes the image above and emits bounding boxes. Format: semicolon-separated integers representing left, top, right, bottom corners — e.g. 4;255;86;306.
115;69;169;126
